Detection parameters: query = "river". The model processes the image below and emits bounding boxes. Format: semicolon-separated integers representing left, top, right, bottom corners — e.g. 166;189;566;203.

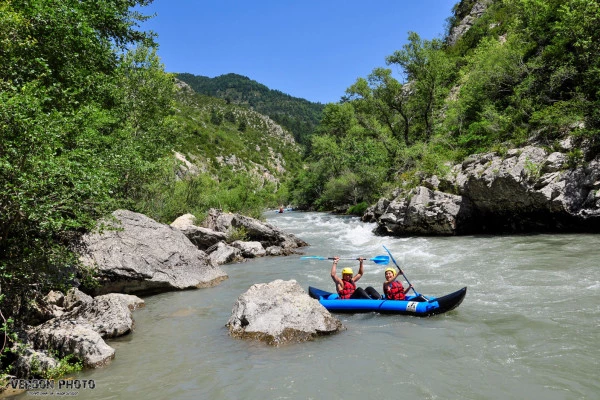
11;211;600;399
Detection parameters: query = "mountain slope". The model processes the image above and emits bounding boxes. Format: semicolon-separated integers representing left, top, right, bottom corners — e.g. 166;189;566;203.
176;72;325;146
131;79;304;222
172;80;302;182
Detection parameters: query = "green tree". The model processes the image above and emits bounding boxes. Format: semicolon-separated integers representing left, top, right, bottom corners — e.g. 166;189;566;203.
386;32;456;139
0;0;161;321
346;68;413;147
316;103;357;138
116;45;176;140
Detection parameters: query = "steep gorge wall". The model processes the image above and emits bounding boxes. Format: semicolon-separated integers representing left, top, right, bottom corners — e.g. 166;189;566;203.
364;143;600;235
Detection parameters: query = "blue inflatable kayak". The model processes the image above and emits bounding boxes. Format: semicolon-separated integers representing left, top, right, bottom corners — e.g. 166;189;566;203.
308;286;467;316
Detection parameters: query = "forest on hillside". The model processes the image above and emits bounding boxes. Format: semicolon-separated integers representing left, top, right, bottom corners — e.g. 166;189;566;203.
176;72;325;146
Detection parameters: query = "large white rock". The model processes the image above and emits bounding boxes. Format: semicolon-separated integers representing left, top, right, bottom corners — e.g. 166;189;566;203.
79;210;228;295
227;280;344;346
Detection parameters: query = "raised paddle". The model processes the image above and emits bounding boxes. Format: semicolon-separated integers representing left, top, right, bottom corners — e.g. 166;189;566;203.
382;245;428;300
300;255;390;265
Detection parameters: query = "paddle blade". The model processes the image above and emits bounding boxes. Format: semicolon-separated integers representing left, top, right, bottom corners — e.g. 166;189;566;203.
382;245;400;267
300;256;327;260
370;255;390;265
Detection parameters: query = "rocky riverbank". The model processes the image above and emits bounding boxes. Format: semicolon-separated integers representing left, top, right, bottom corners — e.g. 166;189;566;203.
364;142;600;235
2;208;313;385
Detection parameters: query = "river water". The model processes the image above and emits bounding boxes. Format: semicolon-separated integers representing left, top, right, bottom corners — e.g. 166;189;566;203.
12;212;600;399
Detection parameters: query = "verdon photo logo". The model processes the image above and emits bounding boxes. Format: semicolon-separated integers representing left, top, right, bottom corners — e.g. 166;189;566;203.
6;379;96;396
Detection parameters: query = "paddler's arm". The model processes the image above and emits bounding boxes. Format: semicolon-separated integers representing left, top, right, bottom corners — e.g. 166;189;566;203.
330;256;343;289
352;257;365;282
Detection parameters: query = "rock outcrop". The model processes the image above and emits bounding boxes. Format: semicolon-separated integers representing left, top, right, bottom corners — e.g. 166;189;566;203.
20;289;145;373
203;209;308;250
371;186;475;236
227;280;344;346
447;0;492;47
365;146;600;235
170;209;308;264
79;210;228;295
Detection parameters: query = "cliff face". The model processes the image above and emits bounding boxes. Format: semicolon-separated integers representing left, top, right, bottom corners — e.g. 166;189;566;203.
447;0;493;46
364;141;600;235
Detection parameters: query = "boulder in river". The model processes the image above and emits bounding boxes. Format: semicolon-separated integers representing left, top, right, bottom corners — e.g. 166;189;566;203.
170;213;228;250
79;210;228;295
207;242;244;265
227;280;344;346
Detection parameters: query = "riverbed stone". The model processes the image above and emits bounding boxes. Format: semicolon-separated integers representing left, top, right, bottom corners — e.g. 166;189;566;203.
79;210;228;295
27;320;115;368
202;209;308;251
13;348;60;378
171;214;228;250
208;242;244;265
64;288;94;311
25;291;145;372
231;240;266;258
70;293;144;338
227;279;344;346
44;291;65;308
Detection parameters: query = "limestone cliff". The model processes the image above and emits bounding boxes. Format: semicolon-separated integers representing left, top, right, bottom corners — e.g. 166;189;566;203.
364;141;600;235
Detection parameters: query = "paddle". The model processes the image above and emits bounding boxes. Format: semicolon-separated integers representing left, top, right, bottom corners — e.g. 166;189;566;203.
300;255;390;265
382;245;427;300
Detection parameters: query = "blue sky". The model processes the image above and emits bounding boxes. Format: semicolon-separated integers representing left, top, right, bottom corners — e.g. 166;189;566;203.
137;0;458;104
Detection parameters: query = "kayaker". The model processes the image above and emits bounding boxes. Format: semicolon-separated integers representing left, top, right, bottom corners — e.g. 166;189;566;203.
330;257;380;299
383;267;413;300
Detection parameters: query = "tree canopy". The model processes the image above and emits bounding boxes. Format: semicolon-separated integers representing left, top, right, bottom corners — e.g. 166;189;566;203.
292;0;600;211
0;0;305;332
0;0;173;321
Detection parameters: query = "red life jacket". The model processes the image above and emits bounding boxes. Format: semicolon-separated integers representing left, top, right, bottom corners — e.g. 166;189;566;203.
385;280;406;300
337;280;356;299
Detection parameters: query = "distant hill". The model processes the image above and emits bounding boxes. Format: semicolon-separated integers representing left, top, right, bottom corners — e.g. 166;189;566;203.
176;72;325;146
172;81;303;185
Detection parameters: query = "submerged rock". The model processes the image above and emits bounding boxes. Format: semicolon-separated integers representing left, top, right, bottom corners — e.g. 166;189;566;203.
227;280;344;346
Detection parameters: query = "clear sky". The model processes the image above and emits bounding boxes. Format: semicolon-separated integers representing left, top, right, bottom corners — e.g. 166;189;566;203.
137;0;459;104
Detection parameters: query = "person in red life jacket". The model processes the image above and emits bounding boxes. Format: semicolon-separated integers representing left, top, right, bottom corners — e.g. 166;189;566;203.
330;257;380;299
383;267;413;300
